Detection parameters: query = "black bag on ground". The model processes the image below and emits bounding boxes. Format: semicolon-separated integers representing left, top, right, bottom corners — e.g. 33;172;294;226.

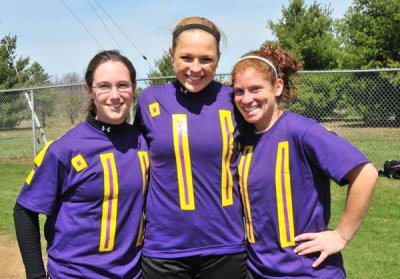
378;160;400;179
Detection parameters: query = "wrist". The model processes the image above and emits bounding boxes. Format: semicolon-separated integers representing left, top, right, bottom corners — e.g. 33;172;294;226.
335;228;352;245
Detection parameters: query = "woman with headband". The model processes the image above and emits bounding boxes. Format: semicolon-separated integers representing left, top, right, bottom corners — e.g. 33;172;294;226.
134;16;246;278
231;44;377;278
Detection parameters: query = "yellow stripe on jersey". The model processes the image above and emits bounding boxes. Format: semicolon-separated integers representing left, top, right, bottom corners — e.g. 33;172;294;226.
25;169;35;185
219;110;235;207
238;146;255;243
138;151;149;193
136;213;145;247
25;141;54;185
136;151;149;246
71;154;88;172
149;102;160;117
99;153;119;252
33;141;54;167
275;141;295;248
172;114;195;210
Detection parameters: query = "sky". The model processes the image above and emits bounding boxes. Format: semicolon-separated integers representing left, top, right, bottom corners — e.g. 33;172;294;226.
1;0;351;81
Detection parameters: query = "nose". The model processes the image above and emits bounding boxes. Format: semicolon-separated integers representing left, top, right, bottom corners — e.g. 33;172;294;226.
240;91;253;104
109;85;120;98
189;60;201;72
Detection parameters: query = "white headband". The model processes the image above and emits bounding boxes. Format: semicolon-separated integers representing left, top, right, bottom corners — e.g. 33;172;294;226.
236;55;278;80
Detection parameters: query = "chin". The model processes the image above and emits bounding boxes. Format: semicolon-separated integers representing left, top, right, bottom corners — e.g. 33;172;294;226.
188;84;207;93
110;118;125;124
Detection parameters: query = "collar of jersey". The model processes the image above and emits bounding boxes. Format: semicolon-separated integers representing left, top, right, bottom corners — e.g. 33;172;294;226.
86;112;127;134
172;79;216;97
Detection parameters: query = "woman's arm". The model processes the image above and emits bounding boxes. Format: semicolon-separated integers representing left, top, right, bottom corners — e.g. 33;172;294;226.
294;163;378;267
13;203;46;279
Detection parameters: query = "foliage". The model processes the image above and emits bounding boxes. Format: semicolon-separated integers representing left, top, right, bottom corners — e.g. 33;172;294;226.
147;51;174;85
56;73;86;125
337;0;400;69
267;0;340;70
266;0;400;126
288;74;341;121
0;35;50;129
346;72;400;126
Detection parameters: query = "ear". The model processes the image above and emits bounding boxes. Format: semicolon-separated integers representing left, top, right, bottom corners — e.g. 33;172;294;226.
169;48;174;61
274;79;284;97
132;82;137;97
216;51;221;66
85;84;94;98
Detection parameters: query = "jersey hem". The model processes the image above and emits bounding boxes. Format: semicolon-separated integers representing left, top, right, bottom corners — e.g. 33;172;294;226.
143;243;246;258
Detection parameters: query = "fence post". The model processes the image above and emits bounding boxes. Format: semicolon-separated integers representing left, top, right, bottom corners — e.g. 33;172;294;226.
30;90;37;158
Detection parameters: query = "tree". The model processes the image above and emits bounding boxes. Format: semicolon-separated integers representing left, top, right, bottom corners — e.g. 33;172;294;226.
0;34;50;129
267;0;340;70
337;0;400;69
334;0;400;126
267;1;341;121
58;72;86;125
147;51;174;85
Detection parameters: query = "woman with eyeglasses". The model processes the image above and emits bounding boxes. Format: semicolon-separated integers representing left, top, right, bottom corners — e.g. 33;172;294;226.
134;16;246;279
14;50;148;279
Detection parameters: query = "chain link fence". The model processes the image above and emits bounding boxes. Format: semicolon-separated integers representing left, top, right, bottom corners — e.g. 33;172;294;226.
1;69;399;170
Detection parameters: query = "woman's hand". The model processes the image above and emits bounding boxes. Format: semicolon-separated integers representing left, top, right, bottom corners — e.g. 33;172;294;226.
293;230;349;268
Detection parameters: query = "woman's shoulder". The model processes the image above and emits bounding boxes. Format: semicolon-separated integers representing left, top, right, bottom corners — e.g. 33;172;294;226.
47;122;93;150
281;112;317;127
138;82;175;100
277;112;320;136
32;122;89;165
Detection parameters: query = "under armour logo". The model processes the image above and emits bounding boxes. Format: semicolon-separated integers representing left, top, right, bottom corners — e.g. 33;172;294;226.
101;126;111;133
180;86;188;94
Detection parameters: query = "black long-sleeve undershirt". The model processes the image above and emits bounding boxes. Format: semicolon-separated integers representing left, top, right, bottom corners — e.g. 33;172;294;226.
13;203;46;279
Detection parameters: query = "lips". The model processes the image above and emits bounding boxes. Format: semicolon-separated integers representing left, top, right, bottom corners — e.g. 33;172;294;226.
107;103;123;110
186;75;203;82
243;105;259;113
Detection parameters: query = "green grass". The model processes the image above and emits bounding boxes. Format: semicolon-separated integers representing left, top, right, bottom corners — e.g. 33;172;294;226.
325;125;400;166
1;162;399;277
0;163;32;237
0;118;80;162
330;178;400;278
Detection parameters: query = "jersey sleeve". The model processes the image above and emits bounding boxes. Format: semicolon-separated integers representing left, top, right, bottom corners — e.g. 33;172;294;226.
16;145;63;215
301;123;369;185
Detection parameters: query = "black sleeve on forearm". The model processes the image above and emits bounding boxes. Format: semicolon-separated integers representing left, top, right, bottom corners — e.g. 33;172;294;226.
13;203;46;279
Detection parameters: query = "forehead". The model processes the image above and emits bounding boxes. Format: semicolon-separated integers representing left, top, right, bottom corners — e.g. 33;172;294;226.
234;67;266;83
174;29;218;54
93;61;130;80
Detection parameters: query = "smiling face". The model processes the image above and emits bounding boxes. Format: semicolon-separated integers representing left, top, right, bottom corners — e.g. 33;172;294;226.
170;29;219;93
86;61;135;124
233;67;283;132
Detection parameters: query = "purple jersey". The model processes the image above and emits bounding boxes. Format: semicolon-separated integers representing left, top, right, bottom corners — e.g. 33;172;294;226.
238;112;369;278
135;81;245;258
17;120;149;279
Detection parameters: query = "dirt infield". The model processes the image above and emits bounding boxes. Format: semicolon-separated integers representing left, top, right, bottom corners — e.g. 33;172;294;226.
0;235;25;278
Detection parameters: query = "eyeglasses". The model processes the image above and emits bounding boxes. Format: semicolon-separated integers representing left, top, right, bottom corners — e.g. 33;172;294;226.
92;82;133;94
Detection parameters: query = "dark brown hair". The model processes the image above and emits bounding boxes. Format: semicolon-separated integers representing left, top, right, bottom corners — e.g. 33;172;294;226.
85;50;136;115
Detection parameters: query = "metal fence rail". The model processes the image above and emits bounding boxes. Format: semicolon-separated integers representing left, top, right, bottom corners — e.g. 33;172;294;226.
1;69;399;170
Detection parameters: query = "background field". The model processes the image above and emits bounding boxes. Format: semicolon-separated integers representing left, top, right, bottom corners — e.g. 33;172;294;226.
0;126;399;278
